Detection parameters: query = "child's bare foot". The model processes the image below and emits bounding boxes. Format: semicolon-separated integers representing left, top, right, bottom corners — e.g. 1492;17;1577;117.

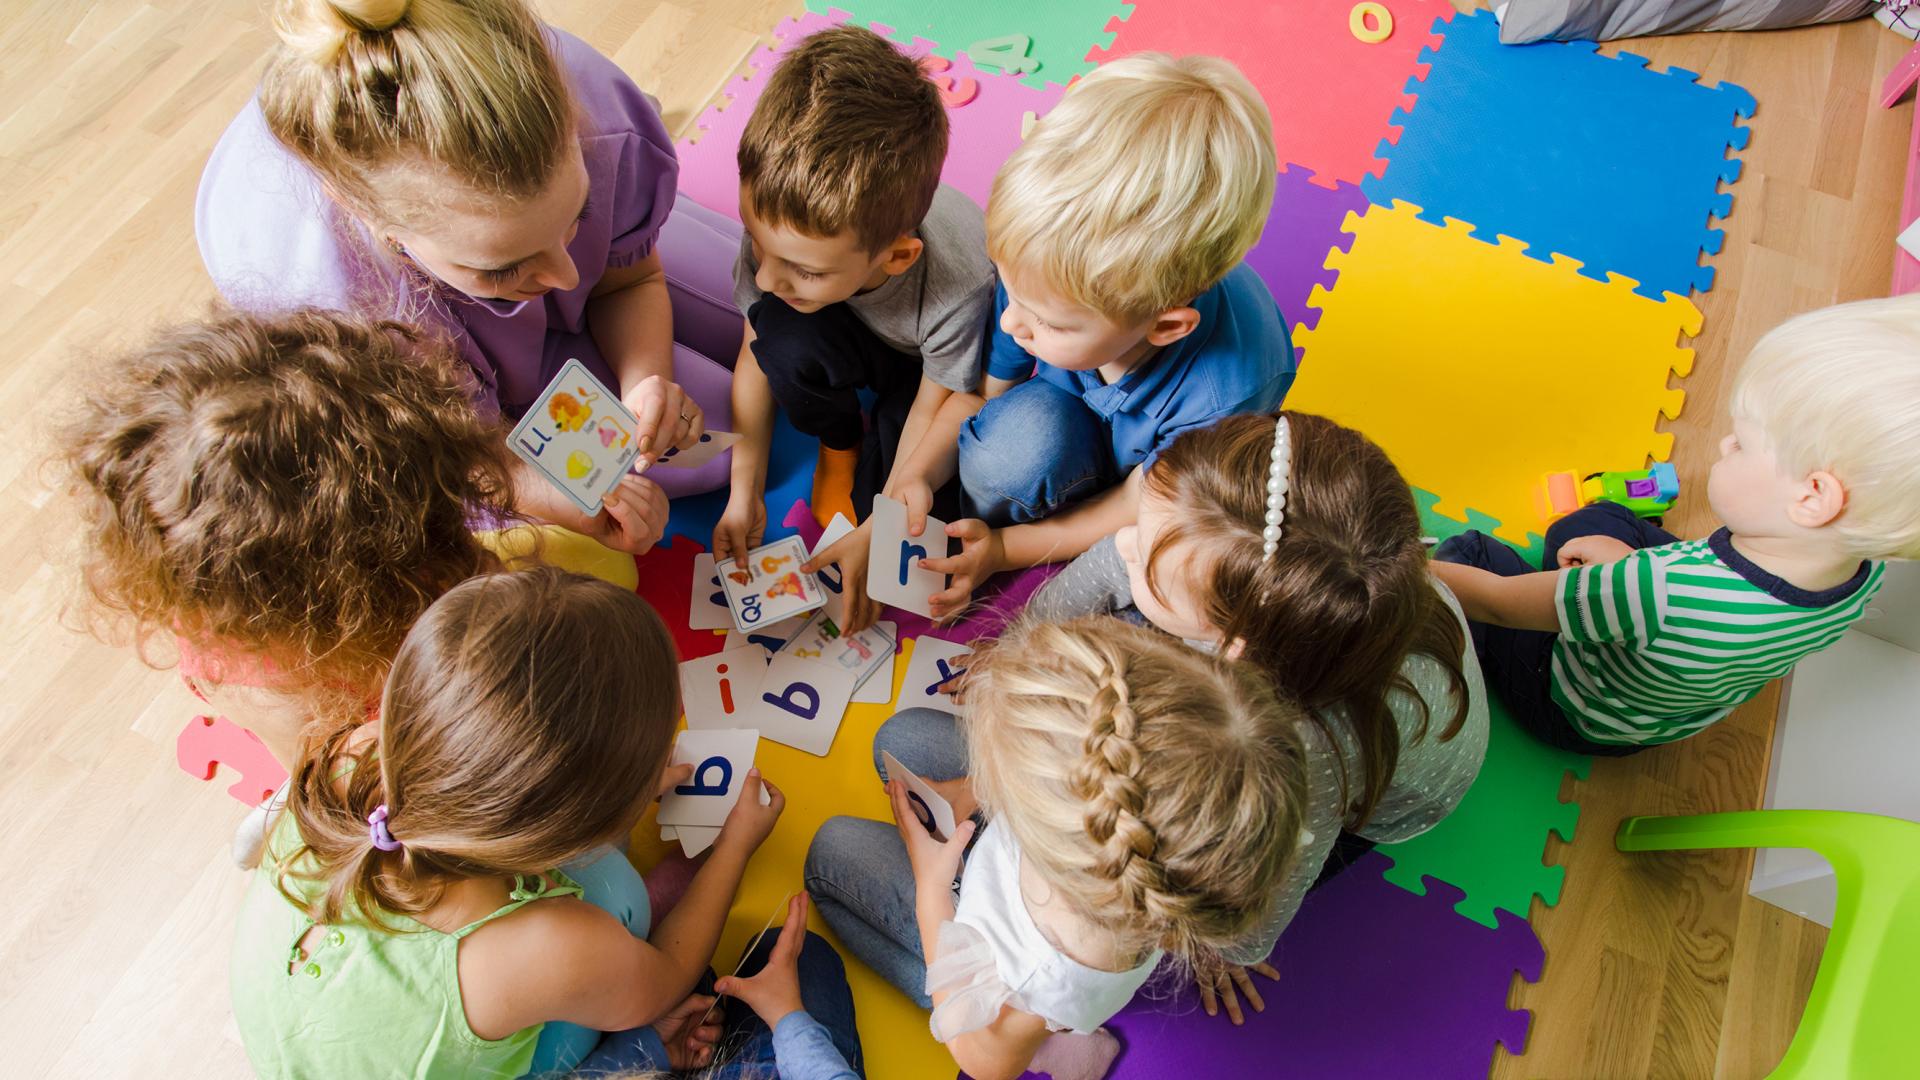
1029;1028;1120;1080
643;849;706;921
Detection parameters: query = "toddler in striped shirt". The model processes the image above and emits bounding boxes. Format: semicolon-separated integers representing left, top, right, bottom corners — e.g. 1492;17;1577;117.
1431;297;1920;753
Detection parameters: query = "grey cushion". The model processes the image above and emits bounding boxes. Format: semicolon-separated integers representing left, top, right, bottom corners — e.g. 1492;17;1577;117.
1498;0;1877;43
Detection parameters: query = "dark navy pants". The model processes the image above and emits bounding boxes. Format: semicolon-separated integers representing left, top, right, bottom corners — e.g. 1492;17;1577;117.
1432;501;1678;757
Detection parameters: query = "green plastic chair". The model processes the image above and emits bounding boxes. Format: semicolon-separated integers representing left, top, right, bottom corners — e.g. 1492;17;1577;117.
1615;810;1920;1078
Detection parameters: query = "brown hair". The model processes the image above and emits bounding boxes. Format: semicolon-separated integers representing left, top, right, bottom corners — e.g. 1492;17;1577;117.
260;0;574;225
1144;411;1471;828
282;568;679;925
966;616;1309;964
58;307;513;723
737;25;949;254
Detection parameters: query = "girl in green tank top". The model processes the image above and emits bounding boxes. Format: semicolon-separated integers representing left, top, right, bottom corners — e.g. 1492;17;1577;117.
231;568;787;1078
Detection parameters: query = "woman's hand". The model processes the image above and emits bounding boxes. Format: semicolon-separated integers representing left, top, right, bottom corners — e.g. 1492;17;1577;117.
588;474;669;555
649;991;722;1069
716;769;785;857
713;892;813;1030
1196;962;1279;1025
622;374;704;468
890;776;975;903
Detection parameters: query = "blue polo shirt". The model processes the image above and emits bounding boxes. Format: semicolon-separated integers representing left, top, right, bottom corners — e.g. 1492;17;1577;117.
983;263;1295;472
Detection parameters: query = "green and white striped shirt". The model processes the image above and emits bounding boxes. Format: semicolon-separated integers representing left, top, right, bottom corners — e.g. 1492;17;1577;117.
1551;530;1882;746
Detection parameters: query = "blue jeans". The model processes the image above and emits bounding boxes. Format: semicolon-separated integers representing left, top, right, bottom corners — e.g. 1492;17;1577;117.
573;931;865;1078
529;846;654;1075
1432;500;1676;757
807;708;974;1007
957;379;1117;526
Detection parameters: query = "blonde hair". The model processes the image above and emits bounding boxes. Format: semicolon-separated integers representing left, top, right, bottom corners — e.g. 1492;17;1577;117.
965;617;1309;963
1731;294;1920;560
281;568;679;926
57;308;513;725
260;0;574;225
986;53;1276;323
738;26;949;254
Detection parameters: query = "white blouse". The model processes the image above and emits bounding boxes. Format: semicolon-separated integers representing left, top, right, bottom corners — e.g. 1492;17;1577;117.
927;821;1159;1038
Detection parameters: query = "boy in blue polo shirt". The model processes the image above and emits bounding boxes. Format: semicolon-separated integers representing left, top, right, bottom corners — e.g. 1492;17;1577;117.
880;52;1292;618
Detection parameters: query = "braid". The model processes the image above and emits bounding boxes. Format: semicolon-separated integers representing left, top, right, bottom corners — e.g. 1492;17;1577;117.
1072;665;1158;884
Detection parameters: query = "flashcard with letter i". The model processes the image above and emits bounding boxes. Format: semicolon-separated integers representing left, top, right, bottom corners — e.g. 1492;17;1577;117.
719;536;827;633
865;495;951;618
507;359;642;515
679;645;766;729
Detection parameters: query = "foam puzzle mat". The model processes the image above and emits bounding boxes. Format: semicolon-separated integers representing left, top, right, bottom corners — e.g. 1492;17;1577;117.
645;2;1753;1075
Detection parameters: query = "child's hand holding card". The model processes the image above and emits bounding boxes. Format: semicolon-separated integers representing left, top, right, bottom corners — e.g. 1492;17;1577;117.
720;536;827;633
657;728;762;829
507;359;645;515
865;495;952;618
899;636;970;716
882;750;959;842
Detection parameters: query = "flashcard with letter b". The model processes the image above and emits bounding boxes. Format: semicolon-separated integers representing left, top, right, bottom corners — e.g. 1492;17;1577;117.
657;728;760;828
745;650;858;756
865;495;951;618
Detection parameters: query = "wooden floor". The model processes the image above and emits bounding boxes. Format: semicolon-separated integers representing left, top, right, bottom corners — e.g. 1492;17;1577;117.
0;0;1904;1075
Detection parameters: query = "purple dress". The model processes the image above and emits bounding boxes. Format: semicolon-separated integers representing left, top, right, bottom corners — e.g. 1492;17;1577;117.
194;28;744;497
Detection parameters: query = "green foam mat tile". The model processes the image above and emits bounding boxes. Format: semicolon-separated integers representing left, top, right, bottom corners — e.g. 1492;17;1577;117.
806;0;1131;88
1415;485;1547;568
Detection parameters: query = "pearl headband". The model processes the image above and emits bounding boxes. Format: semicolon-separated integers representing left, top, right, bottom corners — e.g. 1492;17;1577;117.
1262;415;1291;562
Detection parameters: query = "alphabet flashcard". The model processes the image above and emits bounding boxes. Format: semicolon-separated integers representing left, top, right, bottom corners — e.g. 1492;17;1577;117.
688;553;733;631
652;429;742;470
679;645;767;729
745;649;859;756
723;612;810;657
719;536;827;634
778;610;895;692
898;635;971;716
657;728;761;829
811;512;856;620
865;494;951;618
507;359;644;515
882;750;959;842
852;620;899;705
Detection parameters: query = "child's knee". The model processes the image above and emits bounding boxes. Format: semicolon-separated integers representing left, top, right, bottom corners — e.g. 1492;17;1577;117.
959;382;1109;519
873;707;969;782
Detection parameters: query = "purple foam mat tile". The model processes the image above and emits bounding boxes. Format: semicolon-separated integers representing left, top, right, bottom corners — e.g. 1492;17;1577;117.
1244;162;1369;360
1074;853;1542;1079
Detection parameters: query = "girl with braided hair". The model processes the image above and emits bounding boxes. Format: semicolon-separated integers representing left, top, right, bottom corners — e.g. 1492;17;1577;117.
1022;407;1490;1022
805;617;1310;1080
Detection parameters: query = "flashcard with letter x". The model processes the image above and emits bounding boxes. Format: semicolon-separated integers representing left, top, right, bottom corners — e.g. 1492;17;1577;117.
899;636;970;716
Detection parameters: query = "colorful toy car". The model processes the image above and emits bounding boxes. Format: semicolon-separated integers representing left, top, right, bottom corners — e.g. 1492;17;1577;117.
1543;462;1679;520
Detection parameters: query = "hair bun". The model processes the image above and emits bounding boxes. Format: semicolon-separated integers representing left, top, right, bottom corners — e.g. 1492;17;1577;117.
276;0;413;62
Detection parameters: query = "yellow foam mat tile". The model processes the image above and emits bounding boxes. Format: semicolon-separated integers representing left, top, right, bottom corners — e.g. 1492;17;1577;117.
630;639;951;1079
1288;200;1699;544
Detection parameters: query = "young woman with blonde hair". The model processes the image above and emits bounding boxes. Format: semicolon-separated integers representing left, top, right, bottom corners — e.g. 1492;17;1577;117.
197;0;747;552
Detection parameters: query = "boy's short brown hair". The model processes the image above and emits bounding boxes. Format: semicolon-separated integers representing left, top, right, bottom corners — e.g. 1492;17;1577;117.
737;25;948;253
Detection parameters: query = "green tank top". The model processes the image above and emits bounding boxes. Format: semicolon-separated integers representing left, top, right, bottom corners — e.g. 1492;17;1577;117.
230;811;582;1079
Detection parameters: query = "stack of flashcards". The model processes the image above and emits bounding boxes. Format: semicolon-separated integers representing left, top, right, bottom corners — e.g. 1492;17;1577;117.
679;518;901;757
507;359;742;512
657;728;769;858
